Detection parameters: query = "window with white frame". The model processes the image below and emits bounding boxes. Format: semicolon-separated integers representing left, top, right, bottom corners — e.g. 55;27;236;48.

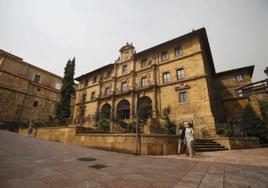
236;74;243;82
161;51;168;61
55;82;62;90
93;76;97;84
178;91;188;103
141;77;147;87
176;68;185;80
121;82;127;91
141;59;147;68
122;64;128;74
91;92;96;100
163;72;170;83
237;89;243;97
105;87;110;95
175;47;183;57
33;74;41;83
107;71;112;78
84;79;89;87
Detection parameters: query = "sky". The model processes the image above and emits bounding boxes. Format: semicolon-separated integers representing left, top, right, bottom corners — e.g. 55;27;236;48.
0;0;267;81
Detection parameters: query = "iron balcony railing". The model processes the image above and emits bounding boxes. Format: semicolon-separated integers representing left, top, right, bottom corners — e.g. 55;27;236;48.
136;81;155;90
115;86;133;95
236;79;268;97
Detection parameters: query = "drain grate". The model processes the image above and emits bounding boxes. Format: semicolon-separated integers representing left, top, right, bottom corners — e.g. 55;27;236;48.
89;164;107;169
77;157;97;162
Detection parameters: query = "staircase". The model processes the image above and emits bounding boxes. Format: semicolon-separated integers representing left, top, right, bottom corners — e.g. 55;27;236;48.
195;139;228;152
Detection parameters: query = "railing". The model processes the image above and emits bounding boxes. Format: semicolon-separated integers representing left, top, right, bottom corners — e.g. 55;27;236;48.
236;79;268;97
100;91;114;98
136;81;155;90
115;86;133;95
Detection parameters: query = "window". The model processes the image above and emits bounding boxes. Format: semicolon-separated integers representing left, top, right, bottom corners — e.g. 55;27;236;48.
122;64;128;73
236;74;243;82
84;79;89;87
105;87;110;95
161;51;168;61
33;101;38;107
141;59;147;68
179;91;188;103
93;76;97;84
177;68;185;80
107;71;112;78
175;47;182;57
33;74;41;83
55;82;62;90
141;77;147;87
91;92;96;100
121;82;127;92
163;72;170;83
82;94;87;103
237;89;243;97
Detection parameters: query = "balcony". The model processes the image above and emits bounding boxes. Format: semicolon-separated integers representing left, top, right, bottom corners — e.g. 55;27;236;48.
100;91;114;98
236;79;268;97
136;81;155;90
115;86;133;95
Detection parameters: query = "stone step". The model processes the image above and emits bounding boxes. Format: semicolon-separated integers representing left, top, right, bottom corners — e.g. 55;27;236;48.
195;144;225;148
194;139;227;152
194;142;218;145
195;147;228;152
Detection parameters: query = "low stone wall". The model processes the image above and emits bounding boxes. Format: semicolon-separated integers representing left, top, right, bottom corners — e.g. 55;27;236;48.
214;137;259;149
19;127;260;155
19;127;178;155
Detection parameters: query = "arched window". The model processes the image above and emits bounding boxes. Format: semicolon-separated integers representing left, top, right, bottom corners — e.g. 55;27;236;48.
101;103;111;119
138;96;152;120
117;100;130;119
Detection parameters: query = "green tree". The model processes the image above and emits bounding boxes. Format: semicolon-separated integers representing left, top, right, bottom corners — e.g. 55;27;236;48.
93;111;110;132
160;106;176;134
240;105;261;136
56;58;76;123
264;67;268;77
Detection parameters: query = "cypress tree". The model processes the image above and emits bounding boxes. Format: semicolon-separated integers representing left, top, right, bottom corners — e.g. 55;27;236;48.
240;105;261;136
56;58;75;123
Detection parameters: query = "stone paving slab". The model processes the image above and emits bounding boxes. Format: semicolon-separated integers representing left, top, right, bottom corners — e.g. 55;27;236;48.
0;130;268;188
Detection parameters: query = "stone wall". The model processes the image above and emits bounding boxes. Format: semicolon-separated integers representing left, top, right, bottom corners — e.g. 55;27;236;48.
214;137;259;150
19;127;260;155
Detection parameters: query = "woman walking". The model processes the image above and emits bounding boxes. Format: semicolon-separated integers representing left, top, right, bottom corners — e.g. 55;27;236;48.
177;123;186;155
185;122;195;158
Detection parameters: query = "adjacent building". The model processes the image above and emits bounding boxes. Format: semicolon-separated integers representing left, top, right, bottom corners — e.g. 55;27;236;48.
0;49;76;126
72;28;258;137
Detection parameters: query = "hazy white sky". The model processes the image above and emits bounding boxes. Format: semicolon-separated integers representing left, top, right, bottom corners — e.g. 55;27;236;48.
0;0;267;81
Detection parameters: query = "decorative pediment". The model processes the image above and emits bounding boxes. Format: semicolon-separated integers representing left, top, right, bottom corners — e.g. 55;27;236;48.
175;83;190;91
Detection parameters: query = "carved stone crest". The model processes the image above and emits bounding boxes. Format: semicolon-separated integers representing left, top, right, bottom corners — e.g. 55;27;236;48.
175;83;190;91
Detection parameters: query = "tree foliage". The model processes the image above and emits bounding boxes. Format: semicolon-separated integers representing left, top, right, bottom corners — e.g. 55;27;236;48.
264;67;268;77
93;111;110;132
56;58;75;122
240;105;261;136
160;106;176;134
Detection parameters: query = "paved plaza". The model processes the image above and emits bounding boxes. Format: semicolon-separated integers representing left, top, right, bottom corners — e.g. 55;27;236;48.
0;130;268;188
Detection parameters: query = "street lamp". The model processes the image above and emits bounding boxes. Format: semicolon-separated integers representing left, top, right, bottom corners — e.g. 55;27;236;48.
135;92;140;155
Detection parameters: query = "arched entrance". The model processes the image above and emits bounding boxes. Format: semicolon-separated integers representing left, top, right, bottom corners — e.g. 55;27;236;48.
138;96;152;119
101;103;111;119
117;99;130;119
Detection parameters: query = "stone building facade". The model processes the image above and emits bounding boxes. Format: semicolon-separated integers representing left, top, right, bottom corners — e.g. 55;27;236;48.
74;28;256;137
0;49;76;126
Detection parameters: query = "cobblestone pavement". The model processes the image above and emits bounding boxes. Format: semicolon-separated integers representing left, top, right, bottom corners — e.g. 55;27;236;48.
0;130;268;188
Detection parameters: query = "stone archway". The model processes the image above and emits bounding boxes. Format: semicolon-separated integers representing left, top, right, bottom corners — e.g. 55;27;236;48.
101;103;111;119
117;99;130;120
138;96;152;119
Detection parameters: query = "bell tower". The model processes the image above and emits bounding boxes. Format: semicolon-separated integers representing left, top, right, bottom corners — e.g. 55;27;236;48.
118;42;135;63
